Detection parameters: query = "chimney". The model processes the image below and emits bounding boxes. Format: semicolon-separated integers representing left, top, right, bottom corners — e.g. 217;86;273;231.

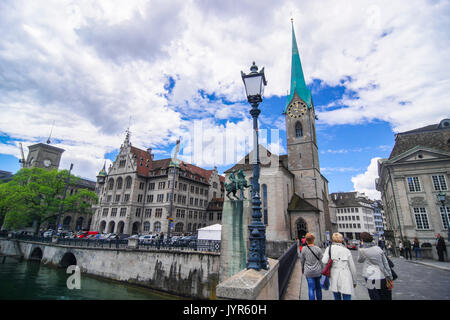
147;148;154;161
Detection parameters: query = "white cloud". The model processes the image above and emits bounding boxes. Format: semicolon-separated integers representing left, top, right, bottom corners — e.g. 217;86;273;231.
0;0;448;180
351;157;381;200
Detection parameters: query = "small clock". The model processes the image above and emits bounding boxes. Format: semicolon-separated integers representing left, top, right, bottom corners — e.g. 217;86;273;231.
43;159;52;167
287;100;307;118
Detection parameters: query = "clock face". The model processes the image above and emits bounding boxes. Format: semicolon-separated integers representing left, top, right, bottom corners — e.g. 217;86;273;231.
287;101;307;119
43;159;51;167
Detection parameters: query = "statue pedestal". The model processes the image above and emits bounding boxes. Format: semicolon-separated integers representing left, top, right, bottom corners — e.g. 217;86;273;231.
219;199;252;282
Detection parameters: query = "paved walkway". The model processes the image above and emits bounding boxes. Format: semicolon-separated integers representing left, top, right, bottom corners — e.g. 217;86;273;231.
403;258;450;272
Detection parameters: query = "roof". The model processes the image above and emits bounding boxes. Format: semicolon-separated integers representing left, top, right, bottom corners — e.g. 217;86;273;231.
389;119;450;159
130;146;153;176
329;192;374;207
287;193;320;212
284;21;312;112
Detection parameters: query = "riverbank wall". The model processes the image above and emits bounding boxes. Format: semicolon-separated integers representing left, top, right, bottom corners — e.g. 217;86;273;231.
0;239;220;299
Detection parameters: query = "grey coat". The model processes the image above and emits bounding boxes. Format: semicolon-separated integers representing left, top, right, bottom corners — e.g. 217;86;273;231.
358;244;392;281
299;245;323;278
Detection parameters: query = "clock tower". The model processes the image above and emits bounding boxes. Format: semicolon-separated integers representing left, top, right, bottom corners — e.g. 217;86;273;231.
25;142;65;170
284;20;321;206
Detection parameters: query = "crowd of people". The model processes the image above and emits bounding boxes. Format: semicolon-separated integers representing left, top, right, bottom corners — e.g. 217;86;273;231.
299;231;447;301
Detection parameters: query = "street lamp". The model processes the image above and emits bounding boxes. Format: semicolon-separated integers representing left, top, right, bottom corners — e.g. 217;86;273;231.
437;192;450;241
241;61;268;271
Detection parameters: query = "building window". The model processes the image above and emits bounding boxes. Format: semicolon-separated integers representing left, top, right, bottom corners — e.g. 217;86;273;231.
143;222;150;232
110;208;117;217
295;122;303;138
432;175;448;191
157;194;164;202
102;208;109;217
115;194;120;203
125;176;132;189
149;183;155;190
145;208;152;218
116;177;123;189
440;206;450;229
213;182;218;189
119;160;126;168
407;177;421;192
413;207;430;230
209;212;214;221
120;208;127;217
124;194;130;202
155;208;163;218
158;182;165;189
187;223;192;232
217;212;222;221
175;223;184;233
108;178;114;190
136;208;141;218
147;195;153;203
189;211;193;219
137;194;143;203
107;195;112;202
154;222;161;233
139;182;145;190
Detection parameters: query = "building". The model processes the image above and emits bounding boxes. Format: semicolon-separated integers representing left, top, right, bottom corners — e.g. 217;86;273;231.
21;141;96;231
224;22;334;244
0;170;13;183
330;192;376;240
376;119;450;252
372;200;385;240
91;131;225;236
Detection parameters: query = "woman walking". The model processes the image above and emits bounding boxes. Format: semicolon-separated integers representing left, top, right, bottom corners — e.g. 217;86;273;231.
413;237;421;260
321;232;357;300
358;232;393;300
299;233;323;300
398;240;404;258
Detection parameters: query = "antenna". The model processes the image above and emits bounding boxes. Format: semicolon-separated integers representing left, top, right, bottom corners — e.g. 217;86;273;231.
47;120;55;144
19;142;26;168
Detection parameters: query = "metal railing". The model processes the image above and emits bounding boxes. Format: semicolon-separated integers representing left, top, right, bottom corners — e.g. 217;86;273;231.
277;242;298;299
3;233;221;253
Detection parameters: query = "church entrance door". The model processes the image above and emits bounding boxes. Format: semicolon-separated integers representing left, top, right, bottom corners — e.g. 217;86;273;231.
296;218;307;240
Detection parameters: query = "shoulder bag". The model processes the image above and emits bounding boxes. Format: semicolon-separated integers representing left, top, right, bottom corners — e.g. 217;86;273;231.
361;249;395;290
319;245;333;290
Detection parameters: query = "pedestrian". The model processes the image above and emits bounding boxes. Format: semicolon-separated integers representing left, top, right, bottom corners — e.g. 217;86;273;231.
358;232;393;300
321;232;357;300
413;237;421;260
398;240;404;258
378;237;385;251
403;237;412;260
299;233;323;300
436;234;447;262
386;241;392;257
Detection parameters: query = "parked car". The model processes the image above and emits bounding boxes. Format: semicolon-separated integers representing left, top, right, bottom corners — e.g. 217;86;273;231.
169;236;183;245
139;235;153;243
346;240;359;250
179;235;197;246
43;230;54;238
78;231;99;239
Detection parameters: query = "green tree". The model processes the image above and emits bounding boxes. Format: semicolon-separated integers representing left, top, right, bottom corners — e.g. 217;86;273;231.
0;167;98;234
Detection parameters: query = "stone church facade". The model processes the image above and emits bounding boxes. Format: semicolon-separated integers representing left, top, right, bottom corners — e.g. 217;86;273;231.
224;23;335;244
91;132;225;236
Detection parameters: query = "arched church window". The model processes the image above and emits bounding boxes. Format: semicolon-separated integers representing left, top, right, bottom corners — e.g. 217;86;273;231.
116;177;123;189
295;122;303;138
125;176;132;189
108;178;114;190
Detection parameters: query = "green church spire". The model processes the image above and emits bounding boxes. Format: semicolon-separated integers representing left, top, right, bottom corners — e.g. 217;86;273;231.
284;20;312;112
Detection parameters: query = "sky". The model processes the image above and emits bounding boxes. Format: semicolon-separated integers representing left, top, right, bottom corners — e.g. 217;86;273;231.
1;0;449;200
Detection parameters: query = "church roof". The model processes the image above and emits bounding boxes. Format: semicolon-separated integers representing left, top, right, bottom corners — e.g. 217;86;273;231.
388;119;450;159
287;193;320;212
283;20;312;113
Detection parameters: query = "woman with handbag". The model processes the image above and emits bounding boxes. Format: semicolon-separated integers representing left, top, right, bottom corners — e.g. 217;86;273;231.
299;233;323;300
358;232;393;300
321;232;357;300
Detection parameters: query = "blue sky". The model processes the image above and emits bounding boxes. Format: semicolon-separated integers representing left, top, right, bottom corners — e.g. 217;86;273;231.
0;0;449;199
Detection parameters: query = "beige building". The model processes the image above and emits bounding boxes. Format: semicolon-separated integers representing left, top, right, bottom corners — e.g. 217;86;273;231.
330;192;376;240
92;132;225;236
376;119;450;257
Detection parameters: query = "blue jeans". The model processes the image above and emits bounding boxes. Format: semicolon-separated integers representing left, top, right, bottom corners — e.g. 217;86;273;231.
306;277;322;300
333;292;351;300
414;247;421;259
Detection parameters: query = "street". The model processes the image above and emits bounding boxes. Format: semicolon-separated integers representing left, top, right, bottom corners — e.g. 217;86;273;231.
298;250;450;300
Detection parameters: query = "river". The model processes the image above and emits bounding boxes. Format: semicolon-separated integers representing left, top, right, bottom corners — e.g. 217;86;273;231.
0;258;182;300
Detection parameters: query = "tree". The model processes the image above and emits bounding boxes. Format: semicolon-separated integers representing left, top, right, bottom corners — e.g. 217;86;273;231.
0;167;98;234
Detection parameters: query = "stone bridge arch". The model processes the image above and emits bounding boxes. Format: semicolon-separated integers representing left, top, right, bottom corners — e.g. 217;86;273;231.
60;252;77;268
29;247;43;261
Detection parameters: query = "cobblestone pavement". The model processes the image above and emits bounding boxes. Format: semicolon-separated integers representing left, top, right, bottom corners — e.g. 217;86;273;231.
296;250;450;300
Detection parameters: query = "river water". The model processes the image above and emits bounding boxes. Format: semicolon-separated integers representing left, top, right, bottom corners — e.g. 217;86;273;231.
0;258;182;300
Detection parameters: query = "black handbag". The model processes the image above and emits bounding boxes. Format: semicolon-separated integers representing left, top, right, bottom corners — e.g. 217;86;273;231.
386;255;398;280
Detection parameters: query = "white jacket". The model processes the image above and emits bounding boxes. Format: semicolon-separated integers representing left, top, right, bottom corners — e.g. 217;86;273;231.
322;243;357;296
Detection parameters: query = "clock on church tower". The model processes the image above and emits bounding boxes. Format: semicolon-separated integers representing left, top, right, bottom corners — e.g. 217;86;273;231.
25;143;65;170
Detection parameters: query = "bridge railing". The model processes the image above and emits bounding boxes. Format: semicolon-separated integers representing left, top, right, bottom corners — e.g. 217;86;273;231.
138;239;220;252
277;242;298;299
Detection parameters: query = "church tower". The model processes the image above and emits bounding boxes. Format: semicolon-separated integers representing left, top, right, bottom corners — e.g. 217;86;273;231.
284;20;321;207
25;143;65;170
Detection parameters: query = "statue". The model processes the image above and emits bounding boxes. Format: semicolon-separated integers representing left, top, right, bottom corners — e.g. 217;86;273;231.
225;169;251;200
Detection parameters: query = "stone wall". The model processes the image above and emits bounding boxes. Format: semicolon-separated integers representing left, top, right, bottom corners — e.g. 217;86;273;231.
266;240;296;259
0;239;220;299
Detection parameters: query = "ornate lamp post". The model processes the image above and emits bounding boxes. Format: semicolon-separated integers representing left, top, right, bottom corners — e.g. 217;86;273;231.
241;62;268;271
437;192;450;241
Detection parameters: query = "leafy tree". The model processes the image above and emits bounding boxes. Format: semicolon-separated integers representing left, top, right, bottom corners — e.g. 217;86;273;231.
0;167;98;234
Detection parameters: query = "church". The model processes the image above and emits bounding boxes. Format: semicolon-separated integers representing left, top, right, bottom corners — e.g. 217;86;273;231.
224;22;335;243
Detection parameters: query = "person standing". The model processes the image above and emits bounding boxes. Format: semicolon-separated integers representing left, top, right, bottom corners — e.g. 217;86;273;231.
403;237;412;260
398;240;404;258
413;237;421;260
299;233;323;300
378;238;386;251
358;232;393;300
386;241;392;257
321;232;357;300
436;234;447;262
